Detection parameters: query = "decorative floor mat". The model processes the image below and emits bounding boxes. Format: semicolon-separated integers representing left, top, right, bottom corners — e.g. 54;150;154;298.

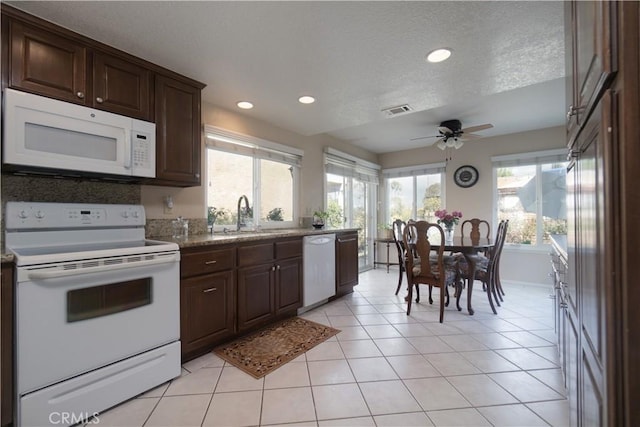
214;317;340;378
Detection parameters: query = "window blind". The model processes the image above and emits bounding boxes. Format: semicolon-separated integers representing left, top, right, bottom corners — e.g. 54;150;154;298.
324;148;380;184
382;162;446;178
205;125;303;167
491;149;566;168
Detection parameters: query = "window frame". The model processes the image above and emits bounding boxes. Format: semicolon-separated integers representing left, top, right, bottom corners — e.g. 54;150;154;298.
205;125;302;230
492;148;567;252
382;162;446;224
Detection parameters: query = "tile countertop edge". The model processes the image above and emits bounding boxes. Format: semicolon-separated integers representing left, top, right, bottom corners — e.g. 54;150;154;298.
155;228;361;249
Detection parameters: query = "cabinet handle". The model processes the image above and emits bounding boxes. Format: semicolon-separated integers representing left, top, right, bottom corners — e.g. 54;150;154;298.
276;264;281;270
203;287;217;293
195;173;201;178
96;97;104;104
204;260;218;265
338;237;357;243
566;105;585;120
272;265;276;271
76;91;85;99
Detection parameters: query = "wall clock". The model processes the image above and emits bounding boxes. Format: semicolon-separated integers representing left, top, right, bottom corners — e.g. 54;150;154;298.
454;165;479;188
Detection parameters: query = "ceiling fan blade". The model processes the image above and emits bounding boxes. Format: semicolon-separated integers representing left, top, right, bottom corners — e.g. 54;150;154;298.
410;135;440;141
460;133;482;139
461;123;493;133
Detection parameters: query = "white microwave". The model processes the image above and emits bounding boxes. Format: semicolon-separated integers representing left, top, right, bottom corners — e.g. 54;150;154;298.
3;89;155;179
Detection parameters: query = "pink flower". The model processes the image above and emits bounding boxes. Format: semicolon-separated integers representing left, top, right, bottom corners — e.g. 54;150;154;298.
434;209;463;228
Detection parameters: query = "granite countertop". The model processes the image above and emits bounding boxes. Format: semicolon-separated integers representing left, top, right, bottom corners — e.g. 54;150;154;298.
1;251;15;264
157;227;360;249
0;228;360;260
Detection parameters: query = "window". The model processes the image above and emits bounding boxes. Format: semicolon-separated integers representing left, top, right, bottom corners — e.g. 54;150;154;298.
324;148;379;269
205;126;302;229
382;163;445;224
493;149;567;247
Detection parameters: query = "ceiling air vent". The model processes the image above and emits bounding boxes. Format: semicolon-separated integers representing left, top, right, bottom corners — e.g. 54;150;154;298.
382;104;413;116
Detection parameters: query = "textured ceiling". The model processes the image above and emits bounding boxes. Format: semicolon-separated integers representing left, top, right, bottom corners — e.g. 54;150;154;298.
7;1;566;154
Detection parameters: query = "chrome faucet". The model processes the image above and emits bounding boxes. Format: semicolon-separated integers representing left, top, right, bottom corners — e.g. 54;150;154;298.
237;195;251;231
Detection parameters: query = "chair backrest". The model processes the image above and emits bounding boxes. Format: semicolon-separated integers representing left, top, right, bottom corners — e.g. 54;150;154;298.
460;218;491;243
402;220;444;283
487;220;508;270
392;219;406;249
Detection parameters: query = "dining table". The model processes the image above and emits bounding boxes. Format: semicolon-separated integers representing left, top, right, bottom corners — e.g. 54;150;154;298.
441;235;495;316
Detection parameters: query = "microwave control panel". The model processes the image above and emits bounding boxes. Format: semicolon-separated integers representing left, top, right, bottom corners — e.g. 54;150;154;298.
132;131;151;169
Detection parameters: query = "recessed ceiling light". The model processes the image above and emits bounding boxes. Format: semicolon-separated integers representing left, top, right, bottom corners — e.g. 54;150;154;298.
237;101;254;109
298;96;315;104
426;48;452;63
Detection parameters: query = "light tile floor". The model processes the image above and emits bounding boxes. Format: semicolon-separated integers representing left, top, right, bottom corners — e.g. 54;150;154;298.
91;268;570;426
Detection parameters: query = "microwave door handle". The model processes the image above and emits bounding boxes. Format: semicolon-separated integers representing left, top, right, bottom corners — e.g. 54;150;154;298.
124;131;132;170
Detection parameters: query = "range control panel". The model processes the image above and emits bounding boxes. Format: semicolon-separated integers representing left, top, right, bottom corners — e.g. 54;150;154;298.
6;202;146;229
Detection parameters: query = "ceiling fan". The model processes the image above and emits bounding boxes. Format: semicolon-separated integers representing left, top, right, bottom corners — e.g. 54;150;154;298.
411;119;494;150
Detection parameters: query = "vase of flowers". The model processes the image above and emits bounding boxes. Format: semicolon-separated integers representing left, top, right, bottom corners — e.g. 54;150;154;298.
434;209;463;242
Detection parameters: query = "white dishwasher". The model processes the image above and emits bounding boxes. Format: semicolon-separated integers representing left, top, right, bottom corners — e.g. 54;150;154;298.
300;233;336;313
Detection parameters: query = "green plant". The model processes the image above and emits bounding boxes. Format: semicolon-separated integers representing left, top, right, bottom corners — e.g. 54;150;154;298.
266;207;284;221
313;210;329;221
207;206;228;225
377;223;391;230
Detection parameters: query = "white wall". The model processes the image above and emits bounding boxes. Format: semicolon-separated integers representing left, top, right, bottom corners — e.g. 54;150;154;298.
141;101;378;220
378;126;565;285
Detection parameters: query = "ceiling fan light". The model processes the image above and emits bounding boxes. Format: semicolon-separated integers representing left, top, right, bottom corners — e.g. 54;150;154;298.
437;140;447;150
446;139;456;148
454;140;464;149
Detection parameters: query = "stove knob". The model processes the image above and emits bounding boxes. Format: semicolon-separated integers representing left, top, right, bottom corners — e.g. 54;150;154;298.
18;210;29;219
132;211;140;218
34;210;45;219
121;211;130;218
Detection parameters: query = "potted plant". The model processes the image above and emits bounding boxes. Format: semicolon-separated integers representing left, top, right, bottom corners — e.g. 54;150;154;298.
207;206;228;232
266;207;284;221
312;210;329;229
377;223;393;240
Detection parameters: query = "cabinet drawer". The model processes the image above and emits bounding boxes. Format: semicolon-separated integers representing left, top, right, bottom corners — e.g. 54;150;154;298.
238;243;274;267
275;239;302;259
181;247;235;278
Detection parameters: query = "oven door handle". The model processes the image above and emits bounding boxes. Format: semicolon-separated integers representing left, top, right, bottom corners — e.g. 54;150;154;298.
27;254;180;280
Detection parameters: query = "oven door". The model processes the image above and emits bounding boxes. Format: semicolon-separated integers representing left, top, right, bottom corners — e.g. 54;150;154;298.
16;252;180;395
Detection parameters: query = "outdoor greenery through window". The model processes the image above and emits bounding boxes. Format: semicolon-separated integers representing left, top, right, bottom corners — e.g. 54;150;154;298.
383;163;445;225
205;126;301;229
324;149;379;269
493;149;567;246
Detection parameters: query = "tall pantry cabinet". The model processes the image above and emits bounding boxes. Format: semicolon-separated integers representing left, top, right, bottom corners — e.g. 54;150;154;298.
564;1;640;425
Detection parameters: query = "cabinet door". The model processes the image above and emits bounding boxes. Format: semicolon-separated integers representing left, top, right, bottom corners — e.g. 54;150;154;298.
180;271;235;358
154;74;201;186
93;52;151;120
9;20;87;104
566;0;616;144
1;264;14;427
335;232;359;297
237;263;274;331
275;257;302;314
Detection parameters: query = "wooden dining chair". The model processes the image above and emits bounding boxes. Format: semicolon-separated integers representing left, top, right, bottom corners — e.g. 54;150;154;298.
458;220;508;314
460;218;491;243
392;219;407;296
403;221;461;322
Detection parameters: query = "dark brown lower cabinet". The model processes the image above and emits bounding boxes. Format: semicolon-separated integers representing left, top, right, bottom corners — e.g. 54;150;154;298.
237;239;303;332
237;263;276;332
180;271;235;359
335;231;359;298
